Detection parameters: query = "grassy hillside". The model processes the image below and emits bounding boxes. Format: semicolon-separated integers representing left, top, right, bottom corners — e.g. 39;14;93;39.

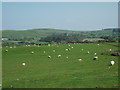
2;29;75;39
2;28;114;40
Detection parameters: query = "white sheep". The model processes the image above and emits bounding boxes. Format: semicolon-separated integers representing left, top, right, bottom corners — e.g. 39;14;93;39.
78;59;82;61
28;45;31;47
94;53;97;55
0;84;2;87
68;44;71;46
65;49;68;51
48;44;50;46
58;55;61;58
66;56;68;58
43;51;46;53
93;56;98;60
10;85;13;88
16;78;19;81
81;49;84;51
87;51;90;54
31;51;34;54
71;47;73;48
5;49;8;52
97;44;100;46
110;61;115;66
48;56;51;58
109;49;112;51
22;63;26;66
10;47;12;48
53;50;55;52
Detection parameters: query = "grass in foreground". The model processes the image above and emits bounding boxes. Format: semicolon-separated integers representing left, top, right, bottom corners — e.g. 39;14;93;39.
2;43;119;88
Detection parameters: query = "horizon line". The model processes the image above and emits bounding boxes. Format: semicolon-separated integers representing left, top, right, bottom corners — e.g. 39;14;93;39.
1;27;119;31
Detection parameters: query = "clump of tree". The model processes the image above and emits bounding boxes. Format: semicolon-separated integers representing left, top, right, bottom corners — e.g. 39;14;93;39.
40;33;84;43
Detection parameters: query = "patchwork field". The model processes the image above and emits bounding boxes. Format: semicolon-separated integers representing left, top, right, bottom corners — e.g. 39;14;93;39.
2;43;119;88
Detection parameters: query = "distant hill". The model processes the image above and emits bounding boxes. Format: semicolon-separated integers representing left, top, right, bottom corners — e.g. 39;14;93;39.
2;28;119;41
2;29;75;39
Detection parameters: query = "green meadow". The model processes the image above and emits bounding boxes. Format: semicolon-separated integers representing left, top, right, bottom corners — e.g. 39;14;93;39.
2;43;119;88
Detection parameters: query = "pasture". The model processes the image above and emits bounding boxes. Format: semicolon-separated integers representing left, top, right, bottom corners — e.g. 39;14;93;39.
2;43;119;88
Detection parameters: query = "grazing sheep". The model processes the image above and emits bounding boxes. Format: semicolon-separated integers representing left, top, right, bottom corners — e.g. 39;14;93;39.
48;56;51;58
87;51;90;54
22;63;26;66
5;49;8;52
10;47;12;48
58;55;61;58
81;49;83;51
48;44;50;46
78;59;82;61
93;56;98;60
43;51;46;53
28;45;31;47
66;56;68;58
109;49;112;51
10;85;13;88
53;50;55;52
94;53;97;55
110;61;115;66
0;84;2;87
68;44;71;46
16;78;19;81
71;47;73;48
97;44;100;46
31;51;34;54
65;49;68;51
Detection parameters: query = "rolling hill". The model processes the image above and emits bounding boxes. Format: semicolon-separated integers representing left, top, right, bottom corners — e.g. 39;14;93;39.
2;28;115;40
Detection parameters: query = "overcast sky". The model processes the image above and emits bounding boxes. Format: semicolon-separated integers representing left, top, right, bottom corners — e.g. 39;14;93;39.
2;2;118;31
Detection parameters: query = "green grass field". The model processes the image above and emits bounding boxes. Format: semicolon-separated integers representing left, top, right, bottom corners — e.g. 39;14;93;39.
2;43;119;88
